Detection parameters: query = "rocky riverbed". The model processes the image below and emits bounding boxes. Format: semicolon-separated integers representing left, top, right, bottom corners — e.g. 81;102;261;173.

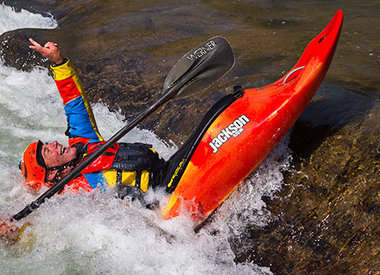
1;1;379;274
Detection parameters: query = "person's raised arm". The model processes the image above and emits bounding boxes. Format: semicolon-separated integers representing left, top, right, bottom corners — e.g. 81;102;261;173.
28;38;103;144
29;38;64;65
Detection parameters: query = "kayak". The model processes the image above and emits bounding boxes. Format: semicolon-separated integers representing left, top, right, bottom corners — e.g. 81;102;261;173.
161;10;343;222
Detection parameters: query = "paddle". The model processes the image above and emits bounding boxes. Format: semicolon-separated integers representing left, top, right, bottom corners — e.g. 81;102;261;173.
11;36;235;221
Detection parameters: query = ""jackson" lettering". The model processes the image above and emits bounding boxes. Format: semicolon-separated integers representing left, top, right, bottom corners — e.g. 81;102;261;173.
209;114;250;154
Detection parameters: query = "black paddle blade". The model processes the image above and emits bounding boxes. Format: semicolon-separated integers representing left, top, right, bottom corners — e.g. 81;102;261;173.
164;36;235;99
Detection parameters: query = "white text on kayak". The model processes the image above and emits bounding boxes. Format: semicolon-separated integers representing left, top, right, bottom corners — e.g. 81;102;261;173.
209;115;250;154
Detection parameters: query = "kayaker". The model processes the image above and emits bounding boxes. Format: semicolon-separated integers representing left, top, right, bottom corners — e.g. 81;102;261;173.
21;38;168;198
1;38;170;243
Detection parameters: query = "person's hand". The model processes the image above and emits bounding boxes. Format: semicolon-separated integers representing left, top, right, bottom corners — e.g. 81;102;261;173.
29;38;64;65
0;217;21;243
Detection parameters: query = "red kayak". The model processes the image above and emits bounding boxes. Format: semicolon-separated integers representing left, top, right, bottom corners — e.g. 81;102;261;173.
161;10;343;222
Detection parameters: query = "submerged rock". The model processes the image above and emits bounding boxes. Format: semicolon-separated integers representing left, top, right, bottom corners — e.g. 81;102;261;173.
0;3;233;145
0;1;379;274
231;104;379;274
0;29;52;71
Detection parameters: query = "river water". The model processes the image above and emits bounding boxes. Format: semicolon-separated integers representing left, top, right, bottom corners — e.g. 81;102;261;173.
0;3;292;274
0;1;379;274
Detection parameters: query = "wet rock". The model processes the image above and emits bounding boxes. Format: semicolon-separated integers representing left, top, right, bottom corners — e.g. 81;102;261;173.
231;104;380;274
1;2;379;273
0;2;235;145
0;29;53;71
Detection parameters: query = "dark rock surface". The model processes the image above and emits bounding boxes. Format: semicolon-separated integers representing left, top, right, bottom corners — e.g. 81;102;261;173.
0;1;236;144
0;27;215;144
1;1;379;273
0;29;52;71
231;105;379;274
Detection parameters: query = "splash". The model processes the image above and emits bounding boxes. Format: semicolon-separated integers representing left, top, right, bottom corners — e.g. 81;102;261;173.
0;3;57;35
211;134;292;236
0;3;292;274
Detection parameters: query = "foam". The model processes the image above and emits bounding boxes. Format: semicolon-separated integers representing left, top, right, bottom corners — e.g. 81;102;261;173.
0;3;57;35
0;3;292;274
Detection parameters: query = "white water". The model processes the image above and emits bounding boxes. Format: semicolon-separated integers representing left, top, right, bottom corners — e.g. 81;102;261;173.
0;4;292;274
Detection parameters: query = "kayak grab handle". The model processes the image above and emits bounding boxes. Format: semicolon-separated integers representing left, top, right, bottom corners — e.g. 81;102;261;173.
282;66;305;84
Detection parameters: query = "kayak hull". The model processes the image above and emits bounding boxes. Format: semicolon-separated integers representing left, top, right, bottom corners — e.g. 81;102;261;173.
162;10;343;222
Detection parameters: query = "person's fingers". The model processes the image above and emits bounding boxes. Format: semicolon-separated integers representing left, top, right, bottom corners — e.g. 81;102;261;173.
44;41;58;49
28;39;62;63
29;39;58;51
29;38;42;49
29;38;40;46
29;39;46;53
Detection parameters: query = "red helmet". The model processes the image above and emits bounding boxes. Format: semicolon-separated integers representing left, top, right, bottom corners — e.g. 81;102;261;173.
19;140;51;191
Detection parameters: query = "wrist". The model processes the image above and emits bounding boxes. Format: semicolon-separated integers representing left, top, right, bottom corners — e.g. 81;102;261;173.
54;57;64;65
52;58;68;67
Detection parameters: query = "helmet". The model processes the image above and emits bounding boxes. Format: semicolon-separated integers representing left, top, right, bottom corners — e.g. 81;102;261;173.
19;140;49;191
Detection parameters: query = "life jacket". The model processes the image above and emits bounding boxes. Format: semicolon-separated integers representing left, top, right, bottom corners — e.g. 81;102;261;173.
79;142;119;174
62;142;165;197
105;143;166;199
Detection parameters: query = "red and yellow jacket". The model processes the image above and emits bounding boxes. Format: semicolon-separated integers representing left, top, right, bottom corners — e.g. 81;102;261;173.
49;59;155;193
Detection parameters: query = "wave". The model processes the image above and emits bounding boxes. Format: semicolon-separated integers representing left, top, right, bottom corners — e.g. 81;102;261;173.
0;3;57;35
0;3;292;274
